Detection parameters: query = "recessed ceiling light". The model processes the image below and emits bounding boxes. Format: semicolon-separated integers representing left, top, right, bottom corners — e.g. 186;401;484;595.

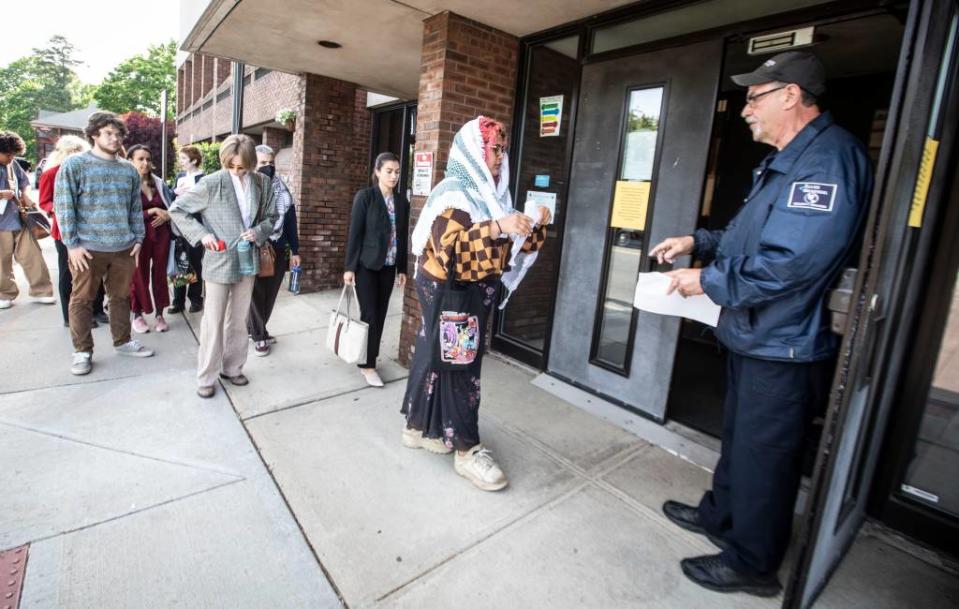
317;40;342;49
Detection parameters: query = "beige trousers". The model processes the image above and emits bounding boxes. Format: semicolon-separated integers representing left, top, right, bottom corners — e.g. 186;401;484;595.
197;277;255;387
0;229;54;301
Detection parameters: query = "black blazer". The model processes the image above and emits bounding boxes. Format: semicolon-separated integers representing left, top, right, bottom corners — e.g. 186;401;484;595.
345;186;409;272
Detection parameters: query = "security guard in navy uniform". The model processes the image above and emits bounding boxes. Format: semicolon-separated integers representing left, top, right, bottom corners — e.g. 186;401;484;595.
649;51;874;596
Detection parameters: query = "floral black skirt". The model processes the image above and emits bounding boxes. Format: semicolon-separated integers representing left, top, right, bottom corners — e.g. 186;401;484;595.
401;272;499;452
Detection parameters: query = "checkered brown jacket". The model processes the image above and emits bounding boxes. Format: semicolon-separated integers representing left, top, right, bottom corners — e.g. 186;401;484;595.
419;209;547;282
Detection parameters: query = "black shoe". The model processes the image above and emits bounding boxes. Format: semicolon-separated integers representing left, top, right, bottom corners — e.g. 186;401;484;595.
663;500;706;534
681;554;782;597
167;304;184;314
663;500;729;550
189;302;203;313
91;319;99;328
93;312;110;324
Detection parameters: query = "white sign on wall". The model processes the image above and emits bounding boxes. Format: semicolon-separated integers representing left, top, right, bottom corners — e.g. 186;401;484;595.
412;152;433;197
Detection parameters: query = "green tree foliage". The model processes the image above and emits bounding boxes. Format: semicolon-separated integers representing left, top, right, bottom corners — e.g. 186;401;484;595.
0;36;87;160
628;110;659;132
95;41;177;119
192;141;222;175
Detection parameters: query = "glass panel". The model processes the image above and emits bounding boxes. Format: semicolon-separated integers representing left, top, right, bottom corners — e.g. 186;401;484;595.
497;35;580;354
593;86;664;370
591;0;831;55
900;273;959;518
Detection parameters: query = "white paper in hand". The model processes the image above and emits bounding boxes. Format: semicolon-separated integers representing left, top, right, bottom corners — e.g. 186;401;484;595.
633;272;721;327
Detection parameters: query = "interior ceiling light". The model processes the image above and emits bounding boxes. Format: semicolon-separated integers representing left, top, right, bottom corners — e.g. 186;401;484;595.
317;40;342;49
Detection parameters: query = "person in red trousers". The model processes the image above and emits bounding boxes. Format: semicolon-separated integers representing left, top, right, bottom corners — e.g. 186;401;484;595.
126;145;173;333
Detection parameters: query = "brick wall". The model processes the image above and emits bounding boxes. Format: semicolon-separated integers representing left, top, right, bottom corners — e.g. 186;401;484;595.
398;12;519;367
290;74;371;292
498;45;578;346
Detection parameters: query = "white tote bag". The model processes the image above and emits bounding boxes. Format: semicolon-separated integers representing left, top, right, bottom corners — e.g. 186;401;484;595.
326;285;369;364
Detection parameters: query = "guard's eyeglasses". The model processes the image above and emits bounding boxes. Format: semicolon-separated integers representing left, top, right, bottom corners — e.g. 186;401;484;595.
745;85;788;107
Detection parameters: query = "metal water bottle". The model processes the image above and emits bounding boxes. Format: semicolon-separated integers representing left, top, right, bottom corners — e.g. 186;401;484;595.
289;265;301;294
237;239;257;276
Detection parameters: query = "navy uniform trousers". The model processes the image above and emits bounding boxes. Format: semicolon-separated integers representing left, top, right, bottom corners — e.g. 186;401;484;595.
697;351;832;576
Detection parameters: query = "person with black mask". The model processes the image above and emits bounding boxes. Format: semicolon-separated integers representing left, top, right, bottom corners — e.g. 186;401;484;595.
247;145;300;356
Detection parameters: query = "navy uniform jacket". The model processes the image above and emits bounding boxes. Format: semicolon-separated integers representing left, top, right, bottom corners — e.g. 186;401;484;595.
696;111;873;362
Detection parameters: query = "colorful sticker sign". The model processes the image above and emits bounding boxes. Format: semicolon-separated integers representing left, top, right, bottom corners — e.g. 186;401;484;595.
540;95;564;137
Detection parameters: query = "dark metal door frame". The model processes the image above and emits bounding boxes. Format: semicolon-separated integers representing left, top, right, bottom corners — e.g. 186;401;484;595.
784;1;959;606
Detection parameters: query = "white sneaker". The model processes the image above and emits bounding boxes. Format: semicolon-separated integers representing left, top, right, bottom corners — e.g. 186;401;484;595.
361;368;385;387
34;296;56;304
71;351;92;375
114;339;155;357
0;299;11;309
401;427;453;454
454;445;508;491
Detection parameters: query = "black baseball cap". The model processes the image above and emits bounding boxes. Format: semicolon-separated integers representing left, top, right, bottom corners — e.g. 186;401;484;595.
731;50;826;97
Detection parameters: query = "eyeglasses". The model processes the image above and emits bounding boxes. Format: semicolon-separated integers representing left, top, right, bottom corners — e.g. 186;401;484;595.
488;144;508;156
745;85;788;107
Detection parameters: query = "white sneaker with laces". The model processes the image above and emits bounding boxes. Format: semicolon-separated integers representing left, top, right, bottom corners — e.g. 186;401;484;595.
0;299;11;309
114;339;155;357
35;296;56;304
71;351;92;375
454;444;508;491
401;427;453;454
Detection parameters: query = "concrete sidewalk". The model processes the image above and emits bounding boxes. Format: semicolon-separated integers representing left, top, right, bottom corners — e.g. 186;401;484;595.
2;237;957;608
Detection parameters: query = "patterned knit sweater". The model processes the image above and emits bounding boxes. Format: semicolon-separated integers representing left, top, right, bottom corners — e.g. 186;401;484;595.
54;152;145;251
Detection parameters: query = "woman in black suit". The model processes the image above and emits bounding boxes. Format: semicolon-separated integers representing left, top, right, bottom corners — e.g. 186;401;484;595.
343;152;409;387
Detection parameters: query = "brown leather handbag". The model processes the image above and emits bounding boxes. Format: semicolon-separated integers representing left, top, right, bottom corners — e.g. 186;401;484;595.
258;241;276;278
253;173;276;278
19;205;51;240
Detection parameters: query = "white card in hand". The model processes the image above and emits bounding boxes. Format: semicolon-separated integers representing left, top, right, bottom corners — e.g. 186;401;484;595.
633;272;721;327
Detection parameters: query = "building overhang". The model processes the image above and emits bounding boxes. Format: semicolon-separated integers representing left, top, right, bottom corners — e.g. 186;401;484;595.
179;0;636;99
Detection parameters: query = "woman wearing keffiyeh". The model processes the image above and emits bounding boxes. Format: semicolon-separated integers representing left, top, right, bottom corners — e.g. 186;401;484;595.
401;116;550;491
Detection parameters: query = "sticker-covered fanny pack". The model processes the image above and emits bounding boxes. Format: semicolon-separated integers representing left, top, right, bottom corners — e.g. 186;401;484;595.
438;311;479;365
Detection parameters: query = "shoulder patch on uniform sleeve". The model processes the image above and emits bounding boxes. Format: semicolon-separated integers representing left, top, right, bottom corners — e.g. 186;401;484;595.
787;182;837;212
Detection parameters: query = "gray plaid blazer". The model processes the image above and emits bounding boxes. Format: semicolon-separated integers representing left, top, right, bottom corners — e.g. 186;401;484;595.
169;170;278;284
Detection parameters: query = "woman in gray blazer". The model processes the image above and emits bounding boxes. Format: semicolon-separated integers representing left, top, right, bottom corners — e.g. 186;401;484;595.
169;134;278;398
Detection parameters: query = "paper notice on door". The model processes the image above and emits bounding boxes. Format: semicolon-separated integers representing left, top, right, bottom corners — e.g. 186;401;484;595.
633;272;721;327
610;181;650;230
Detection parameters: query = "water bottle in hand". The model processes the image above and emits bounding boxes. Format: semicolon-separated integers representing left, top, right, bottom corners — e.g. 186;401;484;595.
289;265;301;294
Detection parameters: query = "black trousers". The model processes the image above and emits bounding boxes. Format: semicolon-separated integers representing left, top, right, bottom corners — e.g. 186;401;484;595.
355;264;395;369
247;250;290;342
697;351;832;576
171;239;204;309
54;239;105;325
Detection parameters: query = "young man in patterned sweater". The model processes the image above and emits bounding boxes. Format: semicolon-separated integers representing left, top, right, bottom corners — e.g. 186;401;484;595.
55;112;155;375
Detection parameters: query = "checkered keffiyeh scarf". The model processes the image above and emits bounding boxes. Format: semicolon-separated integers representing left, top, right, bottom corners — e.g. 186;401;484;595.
410;117;538;307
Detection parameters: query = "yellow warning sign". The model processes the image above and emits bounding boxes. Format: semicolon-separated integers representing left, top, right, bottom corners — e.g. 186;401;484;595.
610;181;651;230
909;137;939;228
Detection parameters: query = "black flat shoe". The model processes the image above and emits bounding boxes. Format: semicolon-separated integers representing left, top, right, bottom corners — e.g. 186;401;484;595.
189;302;203;313
93;312;109;324
680;554;782;597
219;373;249;386
663;500;706;534
167;304;183;314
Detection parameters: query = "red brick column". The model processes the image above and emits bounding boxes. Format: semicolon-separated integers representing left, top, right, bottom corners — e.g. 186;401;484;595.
397;12;519;367
290;75;371;292
261;126;288;152
201;55;214;99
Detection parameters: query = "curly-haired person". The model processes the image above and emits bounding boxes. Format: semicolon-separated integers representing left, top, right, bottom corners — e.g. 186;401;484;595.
0;130;55;310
